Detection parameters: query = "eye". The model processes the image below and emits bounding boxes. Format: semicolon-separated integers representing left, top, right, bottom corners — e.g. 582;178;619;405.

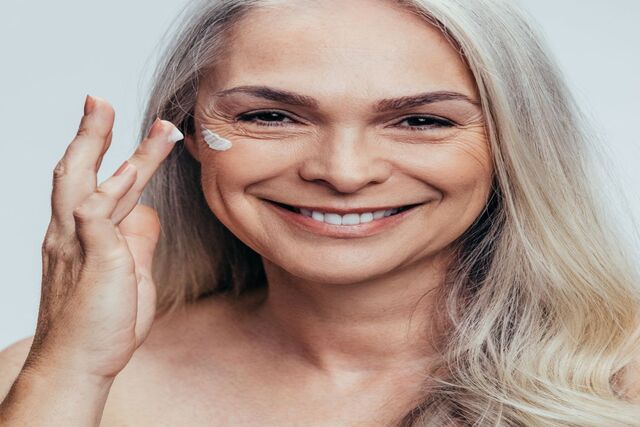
235;111;457;131
395;115;456;131
236;110;295;127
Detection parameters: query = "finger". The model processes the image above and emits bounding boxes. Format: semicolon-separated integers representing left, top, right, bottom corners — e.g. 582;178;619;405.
119;205;161;277
51;96;115;232
73;161;138;261
119;205;160;345
96;129;113;171
134;275;157;346
110;118;183;224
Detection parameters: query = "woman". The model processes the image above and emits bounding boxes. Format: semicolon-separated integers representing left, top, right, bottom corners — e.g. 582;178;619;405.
1;0;639;425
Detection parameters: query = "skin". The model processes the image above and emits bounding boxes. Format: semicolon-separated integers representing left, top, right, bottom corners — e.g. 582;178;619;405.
187;0;489;377
0;0;498;426
3;1;639;424
163;0;489;423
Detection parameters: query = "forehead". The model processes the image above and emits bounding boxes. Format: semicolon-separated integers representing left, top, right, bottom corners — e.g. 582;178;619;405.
210;0;478;101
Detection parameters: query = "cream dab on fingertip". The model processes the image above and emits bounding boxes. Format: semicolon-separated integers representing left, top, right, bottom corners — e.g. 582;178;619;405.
168;127;184;144
201;127;232;151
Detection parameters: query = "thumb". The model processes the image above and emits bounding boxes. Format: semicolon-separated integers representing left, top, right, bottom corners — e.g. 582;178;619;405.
119;204;161;277
119;204;161;345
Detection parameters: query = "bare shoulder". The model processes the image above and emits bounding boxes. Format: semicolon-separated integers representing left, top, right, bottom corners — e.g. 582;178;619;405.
0;295;254;425
101;294;250;425
0;336;34;402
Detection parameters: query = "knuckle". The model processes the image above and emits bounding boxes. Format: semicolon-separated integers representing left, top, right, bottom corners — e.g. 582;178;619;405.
52;160;69;180
129;151;152;170
72;203;94;221
94;184;113;196
76;123;90;138
133;144;152;157
94;186;118;204
72;188;117;221
42;225;69;252
41;235;59;254
41;233;79;261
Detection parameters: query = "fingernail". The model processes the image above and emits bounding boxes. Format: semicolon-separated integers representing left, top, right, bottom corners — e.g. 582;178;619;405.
113;160;132;177
145;117;160;138
147;118;184;143
162;120;184;144
84;94;96;115
168;127;184;144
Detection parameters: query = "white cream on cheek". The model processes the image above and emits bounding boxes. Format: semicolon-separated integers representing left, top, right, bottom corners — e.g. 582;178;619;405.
201;126;232;151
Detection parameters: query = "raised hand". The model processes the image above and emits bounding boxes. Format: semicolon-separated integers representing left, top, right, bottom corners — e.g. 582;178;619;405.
26;95;183;382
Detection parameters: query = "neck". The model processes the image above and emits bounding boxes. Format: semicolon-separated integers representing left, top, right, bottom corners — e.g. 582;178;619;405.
244;251;452;378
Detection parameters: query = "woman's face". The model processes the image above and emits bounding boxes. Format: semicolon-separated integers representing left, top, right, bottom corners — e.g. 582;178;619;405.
185;0;492;284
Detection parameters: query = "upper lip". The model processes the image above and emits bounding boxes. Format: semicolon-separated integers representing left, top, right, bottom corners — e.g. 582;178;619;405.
264;199;423;215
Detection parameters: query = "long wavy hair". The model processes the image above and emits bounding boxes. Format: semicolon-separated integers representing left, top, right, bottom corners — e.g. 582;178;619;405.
137;0;640;425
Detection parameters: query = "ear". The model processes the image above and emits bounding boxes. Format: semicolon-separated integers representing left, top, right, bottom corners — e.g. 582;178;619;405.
183;133;200;162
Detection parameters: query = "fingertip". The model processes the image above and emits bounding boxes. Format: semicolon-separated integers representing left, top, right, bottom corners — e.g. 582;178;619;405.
84;94;96;115
89;96;115;120
83;97;115;138
148;119;183;144
91;95;107;105
166;123;184;144
146;117;163;139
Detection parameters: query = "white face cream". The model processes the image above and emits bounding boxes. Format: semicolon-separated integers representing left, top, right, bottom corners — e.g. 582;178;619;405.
201;127;232;151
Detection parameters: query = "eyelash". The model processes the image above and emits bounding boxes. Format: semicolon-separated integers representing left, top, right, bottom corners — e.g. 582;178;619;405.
235;110;456;131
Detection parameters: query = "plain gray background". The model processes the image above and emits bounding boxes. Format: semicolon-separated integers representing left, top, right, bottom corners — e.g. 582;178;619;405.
1;0;639;350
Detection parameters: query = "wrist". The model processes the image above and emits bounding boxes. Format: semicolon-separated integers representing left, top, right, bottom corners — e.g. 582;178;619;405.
20;361;116;393
22;342;121;386
0;361;115;426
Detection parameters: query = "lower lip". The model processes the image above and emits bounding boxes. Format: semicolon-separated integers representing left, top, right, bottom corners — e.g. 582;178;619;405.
262;200;424;238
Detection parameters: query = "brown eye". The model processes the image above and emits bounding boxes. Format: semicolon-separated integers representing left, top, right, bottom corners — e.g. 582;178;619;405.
236;111;295;127
396;115;456;131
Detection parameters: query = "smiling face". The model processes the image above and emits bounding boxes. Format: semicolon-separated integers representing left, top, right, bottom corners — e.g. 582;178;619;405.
184;0;493;285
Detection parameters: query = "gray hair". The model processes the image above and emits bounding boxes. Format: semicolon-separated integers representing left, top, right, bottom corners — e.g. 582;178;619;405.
139;0;640;425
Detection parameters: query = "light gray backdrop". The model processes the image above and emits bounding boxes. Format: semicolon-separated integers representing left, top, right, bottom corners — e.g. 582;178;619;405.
1;0;639;349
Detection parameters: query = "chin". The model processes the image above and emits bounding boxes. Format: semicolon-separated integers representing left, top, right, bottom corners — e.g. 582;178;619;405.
279;260;396;286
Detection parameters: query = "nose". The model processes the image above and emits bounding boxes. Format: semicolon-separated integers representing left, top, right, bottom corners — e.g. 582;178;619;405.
298;126;392;194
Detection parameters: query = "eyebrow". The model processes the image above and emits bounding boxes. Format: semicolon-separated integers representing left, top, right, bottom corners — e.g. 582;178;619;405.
213;85;480;112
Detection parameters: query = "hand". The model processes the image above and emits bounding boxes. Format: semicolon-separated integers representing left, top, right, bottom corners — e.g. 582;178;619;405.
25;95;183;381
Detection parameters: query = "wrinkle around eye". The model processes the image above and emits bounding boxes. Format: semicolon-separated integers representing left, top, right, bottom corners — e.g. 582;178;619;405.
229;121;315;140
198;101;237;125
384;121;487;145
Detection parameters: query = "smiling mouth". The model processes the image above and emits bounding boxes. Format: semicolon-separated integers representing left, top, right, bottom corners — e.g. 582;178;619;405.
265;200;424;225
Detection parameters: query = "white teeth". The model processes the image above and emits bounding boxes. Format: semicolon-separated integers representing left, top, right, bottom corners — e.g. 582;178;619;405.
359;212;373;223
373;210;386;219
341;213;360;225
324;213;342;225
295;207;406;225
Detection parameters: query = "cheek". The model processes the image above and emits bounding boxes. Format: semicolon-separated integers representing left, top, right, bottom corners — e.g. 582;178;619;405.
397;134;493;228
198;136;300;204
403;132;492;196
435;144;492;195
396;137;493;250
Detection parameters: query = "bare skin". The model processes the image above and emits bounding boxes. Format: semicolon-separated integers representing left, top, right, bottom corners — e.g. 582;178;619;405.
185;0;488;386
104;1;491;424
0;0;500;425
